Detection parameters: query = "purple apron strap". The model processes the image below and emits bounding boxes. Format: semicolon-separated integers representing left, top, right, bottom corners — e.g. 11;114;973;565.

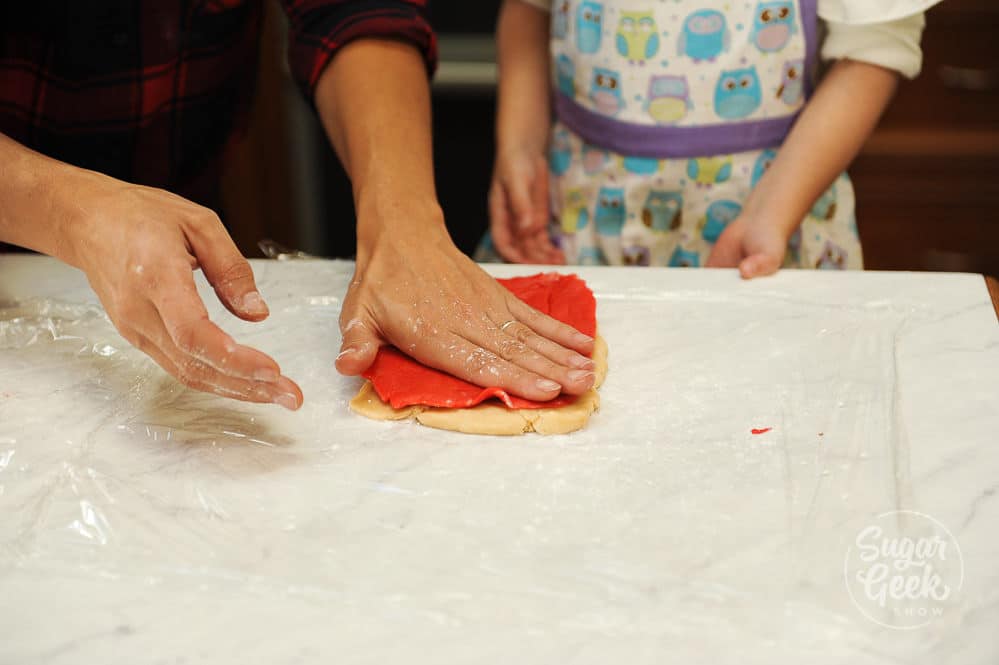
555;94;801;158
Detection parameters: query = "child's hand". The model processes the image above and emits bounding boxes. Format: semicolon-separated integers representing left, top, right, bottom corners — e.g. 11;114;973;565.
488;150;565;265
705;215;789;278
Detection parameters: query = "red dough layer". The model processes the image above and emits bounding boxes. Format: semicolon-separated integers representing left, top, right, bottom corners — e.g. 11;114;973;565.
362;273;597;410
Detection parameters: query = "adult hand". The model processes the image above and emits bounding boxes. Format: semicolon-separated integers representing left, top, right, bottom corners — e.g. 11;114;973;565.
62;173;302;409
488;149;564;265
705;215;790;279
336;203;594;402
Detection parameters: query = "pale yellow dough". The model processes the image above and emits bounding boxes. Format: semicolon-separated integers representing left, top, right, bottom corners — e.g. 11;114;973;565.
350;335;608;436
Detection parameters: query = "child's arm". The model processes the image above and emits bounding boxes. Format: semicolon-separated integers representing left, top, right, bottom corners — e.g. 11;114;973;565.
707;59;899;277
489;0;563;264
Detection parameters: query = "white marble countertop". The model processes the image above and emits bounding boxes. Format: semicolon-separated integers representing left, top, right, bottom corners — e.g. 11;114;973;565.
1;255;997;664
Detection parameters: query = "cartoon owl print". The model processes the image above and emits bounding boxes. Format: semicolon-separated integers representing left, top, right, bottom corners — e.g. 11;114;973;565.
622;155;660;175
751;149;778;188
809;183;838;221
595;187;627;236
576;1;604;54
581;142;609;175
714;67;762;120
777;58;804;105
751;1;797;53
623;245;651;266
677;9;730;62
669;246;701;267
556;54;576;98
616;11;660;65
641;190;683;231
686;156;733;187
645;75;692;125
578;246;607;265
553;0;571;40
549;128;572;177
590;68;625;116
815;240;848;269
701;199;742;242
560;188;590;234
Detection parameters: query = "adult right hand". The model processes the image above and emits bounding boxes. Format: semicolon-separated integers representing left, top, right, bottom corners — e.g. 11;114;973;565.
59;172;303;409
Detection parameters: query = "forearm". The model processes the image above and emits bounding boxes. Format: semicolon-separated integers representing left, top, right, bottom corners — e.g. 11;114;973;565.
495;0;551;157
0;133;92;262
745;59;899;236
313;38;444;260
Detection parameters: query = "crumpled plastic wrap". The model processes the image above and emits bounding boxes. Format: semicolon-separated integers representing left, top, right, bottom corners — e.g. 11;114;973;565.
1;255;997;664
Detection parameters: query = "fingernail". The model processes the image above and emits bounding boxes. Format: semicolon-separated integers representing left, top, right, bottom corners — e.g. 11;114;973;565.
569;354;595;370
536;379;561;392
568;369;595;384
240;291;268;316
253;368;280;383
336;347;358;361
273;393;299;411
574;331;594;344
519;214;533;230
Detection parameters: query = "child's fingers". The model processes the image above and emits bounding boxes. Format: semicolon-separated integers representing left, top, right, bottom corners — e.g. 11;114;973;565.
528;155;551;233
523;228;563;265
739;253;781;279
705;233;742;268
488;181;527;263
506;170;536;232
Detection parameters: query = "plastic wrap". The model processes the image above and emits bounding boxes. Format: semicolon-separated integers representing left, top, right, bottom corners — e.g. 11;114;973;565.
1;255;998;664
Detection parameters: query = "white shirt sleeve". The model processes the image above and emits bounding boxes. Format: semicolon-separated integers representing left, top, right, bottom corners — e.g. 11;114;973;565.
518;0;552;12
818;0;943;79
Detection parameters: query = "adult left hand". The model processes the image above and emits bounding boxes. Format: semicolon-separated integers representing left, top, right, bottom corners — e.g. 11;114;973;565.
705;216;789;278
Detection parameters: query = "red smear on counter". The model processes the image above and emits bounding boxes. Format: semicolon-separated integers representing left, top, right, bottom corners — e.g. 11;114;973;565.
751;428;772;435
363;273;596;410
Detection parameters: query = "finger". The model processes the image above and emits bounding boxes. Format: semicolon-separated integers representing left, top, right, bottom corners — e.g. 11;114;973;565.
152;268;285;382
430;332;565;402
502;319;595;370
506;297;595;356
705;229;743;268
519;229;553;265
528;155;550;233
529;227;565;265
184;209;269;321
124;321;302;409
506;170;536;233
336;314;383;376
481;319;596;395
488;182;526;263
739;253;781;279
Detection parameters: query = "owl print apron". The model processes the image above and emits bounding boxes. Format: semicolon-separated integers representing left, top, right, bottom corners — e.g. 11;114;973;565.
479;0;862;269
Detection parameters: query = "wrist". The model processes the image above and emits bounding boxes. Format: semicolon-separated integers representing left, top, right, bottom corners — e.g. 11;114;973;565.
741;182;810;240
354;192;448;263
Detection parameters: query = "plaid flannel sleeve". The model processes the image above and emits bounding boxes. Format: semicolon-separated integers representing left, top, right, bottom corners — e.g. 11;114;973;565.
280;0;437;102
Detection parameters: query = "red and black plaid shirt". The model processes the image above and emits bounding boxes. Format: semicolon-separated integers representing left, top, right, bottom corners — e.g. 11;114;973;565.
0;1;436;207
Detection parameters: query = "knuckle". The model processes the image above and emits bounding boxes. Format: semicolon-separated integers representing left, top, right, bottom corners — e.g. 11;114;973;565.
495;337;529;362
191;207;223;229
216;259;253;289
176;356;210;385
171;323;199;354
511;325;533;345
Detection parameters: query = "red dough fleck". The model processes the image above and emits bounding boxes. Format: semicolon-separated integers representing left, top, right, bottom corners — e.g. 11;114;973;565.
751;427;773;435
362;273;597;410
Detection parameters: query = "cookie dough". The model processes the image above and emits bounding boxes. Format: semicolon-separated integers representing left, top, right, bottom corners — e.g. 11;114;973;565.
350;335;608;435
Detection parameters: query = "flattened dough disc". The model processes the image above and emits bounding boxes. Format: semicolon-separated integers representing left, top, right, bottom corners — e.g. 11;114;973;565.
350;335;608;436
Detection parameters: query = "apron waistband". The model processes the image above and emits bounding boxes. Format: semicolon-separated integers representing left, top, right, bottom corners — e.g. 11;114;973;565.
554;92;800;158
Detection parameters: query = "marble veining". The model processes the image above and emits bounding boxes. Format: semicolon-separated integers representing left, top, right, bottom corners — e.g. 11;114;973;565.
0;255;997;664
